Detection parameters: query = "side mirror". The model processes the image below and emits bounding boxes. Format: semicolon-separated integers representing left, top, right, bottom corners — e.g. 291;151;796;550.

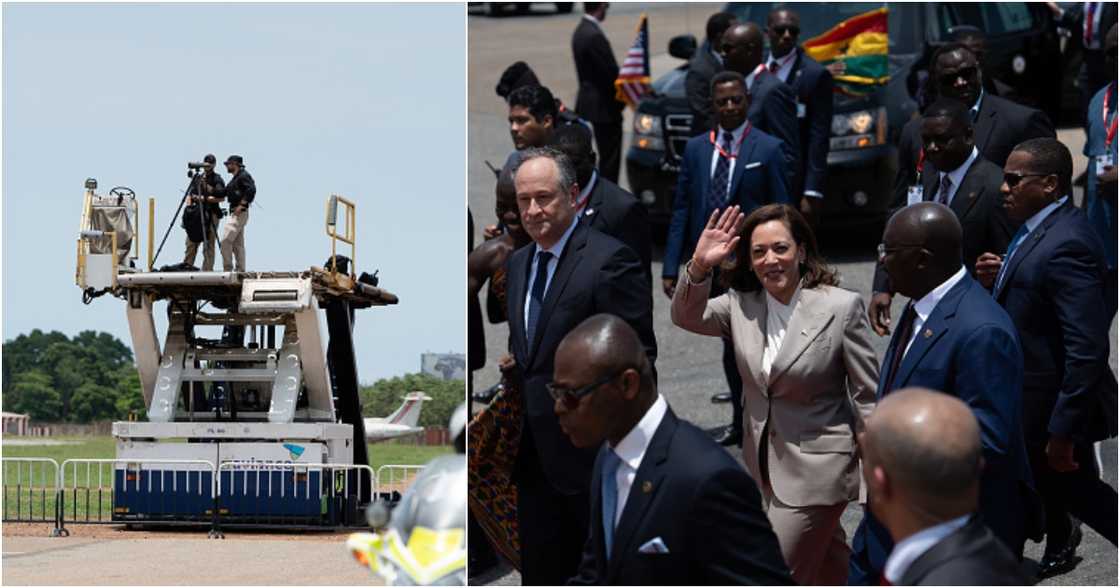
668;34;697;61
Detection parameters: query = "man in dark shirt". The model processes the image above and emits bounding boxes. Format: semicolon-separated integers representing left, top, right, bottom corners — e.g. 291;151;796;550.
217;154;256;272
183;153;226;270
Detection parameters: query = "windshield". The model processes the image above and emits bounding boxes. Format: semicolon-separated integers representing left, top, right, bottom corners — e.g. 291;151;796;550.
725;2;920;58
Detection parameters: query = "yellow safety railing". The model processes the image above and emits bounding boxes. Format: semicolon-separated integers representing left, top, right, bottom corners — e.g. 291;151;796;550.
325;194;357;278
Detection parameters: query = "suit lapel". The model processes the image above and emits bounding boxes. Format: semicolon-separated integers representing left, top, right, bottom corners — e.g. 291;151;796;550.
528;223;588;363
607;409;676;583
899;517;983;586
768;288;833;385
728;130;760;203
696;138;714;208
508;247;533;361
974;98;997;156
893;277;971;389
922;169;938;200
788;49;803;87
993;203;1065;300
878;308;911;397
948;161;985;220
582;176;604;225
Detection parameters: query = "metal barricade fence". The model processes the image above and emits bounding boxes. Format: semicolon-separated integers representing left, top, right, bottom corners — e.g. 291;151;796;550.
373;464;426;501
58;459;216;533
1;457;64;535
212;461;375;533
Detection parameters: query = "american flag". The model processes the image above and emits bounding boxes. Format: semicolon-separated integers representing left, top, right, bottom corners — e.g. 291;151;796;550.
614;14;652;109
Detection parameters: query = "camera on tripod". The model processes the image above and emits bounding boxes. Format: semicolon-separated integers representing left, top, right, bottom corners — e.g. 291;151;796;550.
187;161;213;178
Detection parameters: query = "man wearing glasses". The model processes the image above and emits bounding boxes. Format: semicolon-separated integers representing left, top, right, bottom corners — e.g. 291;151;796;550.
850;202;1038;585
504;148;655;585
553;313;792;585
983;138;1118;579
869;99;1018;336
892;43;1055;215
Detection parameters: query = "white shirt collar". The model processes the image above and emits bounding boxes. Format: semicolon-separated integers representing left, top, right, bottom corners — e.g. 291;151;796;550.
766;49;797;81
576;169;599;209
582;13;604;33
716;119;749;148
745;63;765;91
1023;195;1069;235
912;265;967;325
884;515;971;584
939;146;980;194
711;46;724;65
609;394;668;473
535;214;580;259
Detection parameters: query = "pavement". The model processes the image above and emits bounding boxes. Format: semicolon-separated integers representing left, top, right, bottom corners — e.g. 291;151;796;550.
1;530;381;585
468;4;1118;586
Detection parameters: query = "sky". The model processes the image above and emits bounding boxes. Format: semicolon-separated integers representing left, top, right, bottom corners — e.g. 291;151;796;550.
2;3;466;384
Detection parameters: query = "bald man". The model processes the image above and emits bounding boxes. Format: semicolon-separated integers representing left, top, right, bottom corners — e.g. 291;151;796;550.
849;203;1040;584
556;314;792;586
720;22;800;191
861;388;1031;585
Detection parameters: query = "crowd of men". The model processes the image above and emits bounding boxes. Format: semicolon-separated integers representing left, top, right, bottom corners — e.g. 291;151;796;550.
468;3;1117;586
181;153;256;272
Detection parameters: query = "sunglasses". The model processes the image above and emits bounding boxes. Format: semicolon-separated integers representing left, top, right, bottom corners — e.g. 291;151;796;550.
1003;172;1051;188
547;369;627;409
715;94;746;107
877;243;924;262
938;66;979;87
772;26;800;36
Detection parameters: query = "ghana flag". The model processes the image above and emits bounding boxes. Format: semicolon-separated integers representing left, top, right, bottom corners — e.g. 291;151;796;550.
804;6;889;94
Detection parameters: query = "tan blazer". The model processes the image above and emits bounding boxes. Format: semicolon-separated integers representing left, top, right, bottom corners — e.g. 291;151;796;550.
671;275;879;507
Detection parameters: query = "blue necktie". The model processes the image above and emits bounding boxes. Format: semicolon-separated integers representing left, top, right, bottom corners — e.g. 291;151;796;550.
995;225;1029;291
601;450;622;560
707;131;734;213
525;251;553;345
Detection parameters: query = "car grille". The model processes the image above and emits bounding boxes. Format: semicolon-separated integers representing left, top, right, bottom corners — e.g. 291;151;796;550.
663;114;693;162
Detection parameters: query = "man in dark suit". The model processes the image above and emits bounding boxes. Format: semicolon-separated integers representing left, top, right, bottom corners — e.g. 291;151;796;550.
552;314;792;585
1050;2;1118;121
572;2;624;183
686;12;738;136
861;388;1032;586
507;148;656;585
894;43;1055;209
720;22;800;190
978;137;1118;578
549;124;653;283
869;99;1017;336
662;70;791;446
849;203;1040;585
764;7;833;225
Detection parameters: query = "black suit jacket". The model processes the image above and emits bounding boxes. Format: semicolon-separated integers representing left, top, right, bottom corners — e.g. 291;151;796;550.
748;71;801;190
899;516;1032;586
581;174;653;283
777;48;834;197
893;93;1055;208
1056;2;1119;49
507;222;657;494
572;17;623;124
874;156;1017;293
686;42;723;135
568;408;793;586
993;201;1119;445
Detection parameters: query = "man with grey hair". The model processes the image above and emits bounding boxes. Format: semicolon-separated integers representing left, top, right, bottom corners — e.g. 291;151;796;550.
503;147;656;584
861;388;1031;585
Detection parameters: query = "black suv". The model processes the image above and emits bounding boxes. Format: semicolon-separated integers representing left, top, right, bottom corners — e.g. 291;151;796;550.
626;2;1065;231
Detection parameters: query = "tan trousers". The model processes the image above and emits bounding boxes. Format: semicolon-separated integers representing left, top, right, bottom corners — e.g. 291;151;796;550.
220;208;249;272
183;212;220;270
762;486;850;586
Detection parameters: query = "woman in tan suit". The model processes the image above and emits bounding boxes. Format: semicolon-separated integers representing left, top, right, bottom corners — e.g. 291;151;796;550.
671;204;879;585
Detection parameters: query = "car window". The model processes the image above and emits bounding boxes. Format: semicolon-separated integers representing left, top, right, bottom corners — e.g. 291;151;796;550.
937;2;1037;38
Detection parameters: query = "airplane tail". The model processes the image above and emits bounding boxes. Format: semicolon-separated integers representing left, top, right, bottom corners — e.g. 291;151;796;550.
383;391;432;428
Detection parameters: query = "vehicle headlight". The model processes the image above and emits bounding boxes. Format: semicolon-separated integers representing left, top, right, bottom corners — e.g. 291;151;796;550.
635;136;665;151
634;114;662;136
831;114;853;136
829;107;887;150
849;111;874;134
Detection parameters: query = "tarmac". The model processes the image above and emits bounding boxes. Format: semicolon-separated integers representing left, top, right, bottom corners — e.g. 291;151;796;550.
468;4;1119;586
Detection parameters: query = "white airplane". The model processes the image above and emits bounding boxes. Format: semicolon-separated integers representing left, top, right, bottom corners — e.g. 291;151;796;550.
363;391;432;443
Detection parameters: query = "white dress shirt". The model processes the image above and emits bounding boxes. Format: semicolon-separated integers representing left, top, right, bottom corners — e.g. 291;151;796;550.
935;146;979;207
883;515;971;584
708;119;750;201
762;285;803;381
576;169;599;211
904;265;967;357
523;215;580;332
606;394;668;527
766;50;797;84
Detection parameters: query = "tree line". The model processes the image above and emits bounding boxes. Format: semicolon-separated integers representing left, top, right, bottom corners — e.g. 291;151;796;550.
3;330;464;427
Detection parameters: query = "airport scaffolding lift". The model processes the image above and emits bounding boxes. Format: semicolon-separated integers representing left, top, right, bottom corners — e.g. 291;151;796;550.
75;179;397;531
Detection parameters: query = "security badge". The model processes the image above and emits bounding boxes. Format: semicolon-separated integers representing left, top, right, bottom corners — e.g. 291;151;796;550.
907;185;923;206
1097;152;1115;177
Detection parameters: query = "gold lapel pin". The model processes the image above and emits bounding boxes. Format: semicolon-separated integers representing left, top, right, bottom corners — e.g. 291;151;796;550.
642;481;653;493
923;329;933;338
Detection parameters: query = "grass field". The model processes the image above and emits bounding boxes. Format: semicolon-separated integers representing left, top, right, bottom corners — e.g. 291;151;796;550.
2;436;451;523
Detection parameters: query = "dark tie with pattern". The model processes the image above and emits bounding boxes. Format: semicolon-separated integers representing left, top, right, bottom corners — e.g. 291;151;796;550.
525;250;553;346
937;174;953;205
769;60;780;74
707;131;734;213
883;303;917;393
